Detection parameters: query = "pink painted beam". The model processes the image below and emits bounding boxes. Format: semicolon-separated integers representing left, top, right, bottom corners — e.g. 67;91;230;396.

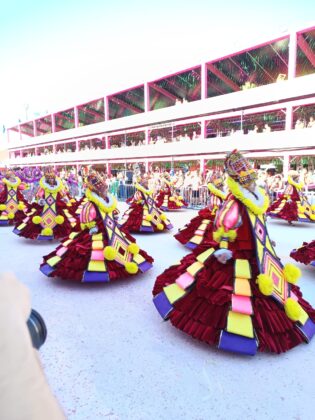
207;63;240;92
297;34;315;68
110;97;142;114
149;83;178;101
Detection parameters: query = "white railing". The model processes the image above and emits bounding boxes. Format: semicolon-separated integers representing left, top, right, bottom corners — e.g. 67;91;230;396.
5;127;315;166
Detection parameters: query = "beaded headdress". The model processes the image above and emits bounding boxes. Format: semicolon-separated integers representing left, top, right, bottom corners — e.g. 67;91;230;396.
44;168;56;181
209;171;224;187
86;171;106;192
224;149;257;186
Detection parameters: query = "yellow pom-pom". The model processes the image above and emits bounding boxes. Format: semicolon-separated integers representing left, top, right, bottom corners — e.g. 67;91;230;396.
7;212;15;220
0;204;6;211
226;229;237;241
125;261;139;274
157;223;164;231
310;214;315;221
32;216;42;224
169;197;175;202
298;206;305;213
256;274;273;296
17;203;25;210
41;227;53;236
284;298;302;321
55;215;65;225
213;227;224;243
283;263;301;284
178;196;183;200
160;213;167;221
70;199;76;203
127;243;140;255
213;227;237;243
103;246;117;261
145;214;153;222
311;205;315;212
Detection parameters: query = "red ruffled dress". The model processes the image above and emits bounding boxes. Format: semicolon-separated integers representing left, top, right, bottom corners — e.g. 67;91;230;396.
0;176;28;226
267;177;315;223
174;183;226;250
290;241;315;267
155;180;188;211
13;177;79;240
153;177;315;355
120;183;173;233
40;189;153;282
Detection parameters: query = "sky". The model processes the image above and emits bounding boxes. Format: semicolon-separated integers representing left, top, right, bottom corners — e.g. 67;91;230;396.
0;0;314;130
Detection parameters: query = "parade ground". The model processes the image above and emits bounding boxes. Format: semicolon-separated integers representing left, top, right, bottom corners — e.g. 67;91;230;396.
1;204;315;420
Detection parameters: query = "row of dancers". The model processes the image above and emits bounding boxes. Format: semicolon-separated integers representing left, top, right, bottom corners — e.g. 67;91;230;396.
1;150;315;356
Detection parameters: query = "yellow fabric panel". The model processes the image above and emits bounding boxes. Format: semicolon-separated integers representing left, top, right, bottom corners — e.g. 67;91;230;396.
298;308;309;326
133;254;145;264
92;233;103;241
92;240;103;250
235;259;251;279
164;283;186;304
226;311;254;338
190;235;203;245
234;278;252;297
186;261;204;277
17;223;27;230
47;256;61;267
88;260;106;272
197;248;215;263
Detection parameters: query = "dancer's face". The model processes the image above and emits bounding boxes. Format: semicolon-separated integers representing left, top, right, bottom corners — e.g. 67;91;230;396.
245;181;256;193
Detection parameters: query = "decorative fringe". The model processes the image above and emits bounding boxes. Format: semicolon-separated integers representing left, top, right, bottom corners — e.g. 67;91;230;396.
85;188;117;213
207;183;227;200
227;177;269;215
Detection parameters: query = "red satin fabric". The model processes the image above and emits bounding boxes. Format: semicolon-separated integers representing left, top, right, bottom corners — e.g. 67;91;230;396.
153;202;315;353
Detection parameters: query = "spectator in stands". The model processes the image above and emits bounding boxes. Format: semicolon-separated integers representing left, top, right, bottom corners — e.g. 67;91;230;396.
263;123;271;133
307;116;315;128
295;118;305;129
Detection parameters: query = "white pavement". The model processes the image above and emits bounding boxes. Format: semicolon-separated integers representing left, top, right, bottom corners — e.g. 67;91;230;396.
1;204;315;420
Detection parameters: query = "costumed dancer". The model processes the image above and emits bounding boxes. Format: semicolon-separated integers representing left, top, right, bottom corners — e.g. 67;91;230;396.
40;171;153;282
120;166;173;233
267;170;315;224
0;169;28;226
13;169;79;240
290;240;315;267
155;171;188;211
17;167;42;204
66;173;79;199
174;172;227;249
152;150;315;355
